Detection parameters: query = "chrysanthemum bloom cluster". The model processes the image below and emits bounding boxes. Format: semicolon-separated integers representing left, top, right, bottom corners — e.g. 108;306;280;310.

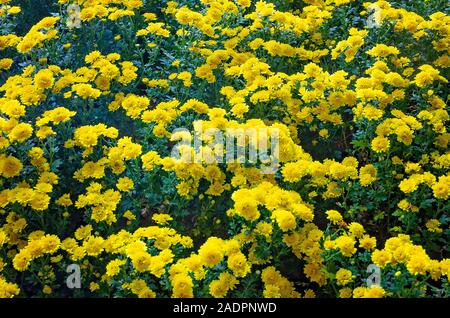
0;0;448;298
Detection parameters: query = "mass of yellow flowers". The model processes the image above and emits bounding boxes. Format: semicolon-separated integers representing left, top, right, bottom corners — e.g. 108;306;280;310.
0;0;449;298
